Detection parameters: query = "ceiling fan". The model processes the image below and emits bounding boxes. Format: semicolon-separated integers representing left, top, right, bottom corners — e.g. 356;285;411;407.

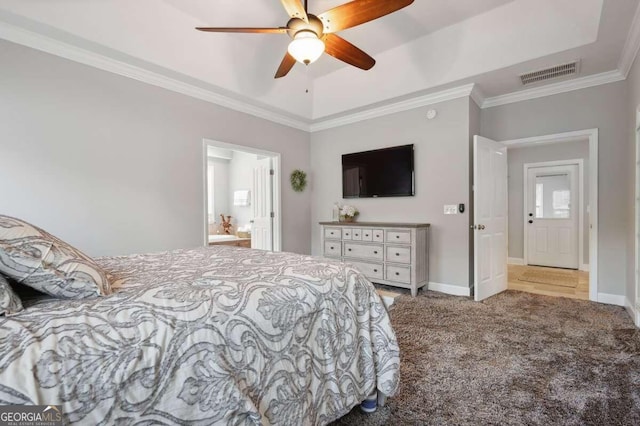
196;0;414;78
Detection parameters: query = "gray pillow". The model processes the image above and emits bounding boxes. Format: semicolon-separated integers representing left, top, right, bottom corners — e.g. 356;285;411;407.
0;215;112;299
0;274;23;315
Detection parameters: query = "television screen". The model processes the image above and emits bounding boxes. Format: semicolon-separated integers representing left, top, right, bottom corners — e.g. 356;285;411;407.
342;144;415;198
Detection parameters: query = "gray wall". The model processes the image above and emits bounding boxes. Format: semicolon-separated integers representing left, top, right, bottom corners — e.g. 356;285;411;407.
0;39;311;257
627;55;640;308
481;81;630;297
310;97;473;289
507;141;590;265
469;101;481;288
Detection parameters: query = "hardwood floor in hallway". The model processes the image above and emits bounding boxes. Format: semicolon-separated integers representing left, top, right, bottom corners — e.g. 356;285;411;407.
508;264;589;301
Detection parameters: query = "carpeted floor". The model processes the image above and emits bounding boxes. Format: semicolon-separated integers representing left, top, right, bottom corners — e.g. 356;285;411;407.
333;290;640;426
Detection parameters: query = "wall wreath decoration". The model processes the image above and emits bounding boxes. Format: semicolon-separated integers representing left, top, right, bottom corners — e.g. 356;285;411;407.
290;169;307;192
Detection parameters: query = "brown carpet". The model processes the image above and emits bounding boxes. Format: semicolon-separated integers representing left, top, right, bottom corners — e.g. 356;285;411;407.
518;268;578;288
332;290;640;426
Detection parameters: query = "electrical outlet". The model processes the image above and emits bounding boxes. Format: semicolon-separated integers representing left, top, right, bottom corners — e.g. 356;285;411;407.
444;205;458;215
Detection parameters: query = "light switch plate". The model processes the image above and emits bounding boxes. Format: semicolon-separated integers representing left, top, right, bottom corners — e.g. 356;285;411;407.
444;205;458;215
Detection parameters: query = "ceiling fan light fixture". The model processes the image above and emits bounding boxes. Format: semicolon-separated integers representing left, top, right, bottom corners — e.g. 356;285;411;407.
288;30;325;65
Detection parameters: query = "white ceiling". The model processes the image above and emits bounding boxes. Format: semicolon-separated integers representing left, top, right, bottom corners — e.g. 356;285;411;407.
0;0;638;126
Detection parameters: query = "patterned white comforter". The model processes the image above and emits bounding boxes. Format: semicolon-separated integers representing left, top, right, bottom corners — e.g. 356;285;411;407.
0;246;400;425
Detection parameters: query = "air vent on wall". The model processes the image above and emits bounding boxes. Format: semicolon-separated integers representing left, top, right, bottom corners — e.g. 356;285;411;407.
519;60;580;86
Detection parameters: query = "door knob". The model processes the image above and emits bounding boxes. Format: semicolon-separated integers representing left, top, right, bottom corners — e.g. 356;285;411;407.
529;213;533;217
528;220;533;224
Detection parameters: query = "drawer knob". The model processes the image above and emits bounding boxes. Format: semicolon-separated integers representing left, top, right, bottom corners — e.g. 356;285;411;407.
330;247;334;250
396;235;400;239
374;251;378;254
396;253;400;256
374;269;378;272
348;248;352;252
395;272;400;276
365;234;369;237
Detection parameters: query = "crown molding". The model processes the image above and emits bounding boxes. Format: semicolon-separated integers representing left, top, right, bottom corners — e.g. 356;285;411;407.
310;84;476;132
619;2;640;77
0;20;311;132
481;70;625;109
469;85;486;109
1;13;637;132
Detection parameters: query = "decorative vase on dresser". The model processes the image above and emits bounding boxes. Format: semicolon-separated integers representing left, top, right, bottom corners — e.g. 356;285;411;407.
319;221;430;297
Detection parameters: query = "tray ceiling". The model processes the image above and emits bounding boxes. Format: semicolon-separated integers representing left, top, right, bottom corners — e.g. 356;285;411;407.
0;0;637;125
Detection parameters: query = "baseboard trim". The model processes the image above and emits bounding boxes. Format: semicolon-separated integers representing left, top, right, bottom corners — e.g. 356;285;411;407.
597;292;626;306
428;282;471;297
508;257;525;265
625;297;640;327
580;264;590;272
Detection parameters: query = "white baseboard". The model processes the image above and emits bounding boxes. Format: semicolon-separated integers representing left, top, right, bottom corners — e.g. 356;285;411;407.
508;257;525;265
580;264;590;272
428;282;471;297
597;292;626;306
625;297;640;327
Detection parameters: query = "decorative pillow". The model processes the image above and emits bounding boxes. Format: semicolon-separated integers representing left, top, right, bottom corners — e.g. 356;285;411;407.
0;274;23;315
0;215;111;299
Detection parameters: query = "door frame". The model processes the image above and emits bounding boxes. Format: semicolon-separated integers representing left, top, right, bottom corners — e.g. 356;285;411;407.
202;139;282;252
634;110;640;326
502;128;598;302
523;159;584;271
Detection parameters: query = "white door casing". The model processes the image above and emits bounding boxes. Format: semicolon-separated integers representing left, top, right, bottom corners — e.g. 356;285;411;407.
251;157;274;251
525;163;580;269
474;136;508;302
631;115;640;327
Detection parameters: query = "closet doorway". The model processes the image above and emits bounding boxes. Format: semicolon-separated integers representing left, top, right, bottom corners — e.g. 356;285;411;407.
202;139;282;252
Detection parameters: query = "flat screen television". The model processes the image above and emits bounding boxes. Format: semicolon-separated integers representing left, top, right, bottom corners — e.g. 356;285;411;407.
342;144;415;198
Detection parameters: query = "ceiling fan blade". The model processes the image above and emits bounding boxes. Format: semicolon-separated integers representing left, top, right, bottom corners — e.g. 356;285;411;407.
323;34;375;70
318;0;414;33
280;0;309;23
196;27;288;34
275;52;297;79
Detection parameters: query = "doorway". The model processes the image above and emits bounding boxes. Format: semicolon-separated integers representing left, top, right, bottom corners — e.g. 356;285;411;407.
202;139;282;251
473;129;598;302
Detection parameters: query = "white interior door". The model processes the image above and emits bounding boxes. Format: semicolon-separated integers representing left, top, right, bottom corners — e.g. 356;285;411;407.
251;157;273;251
526;164;579;269
474;136;508;301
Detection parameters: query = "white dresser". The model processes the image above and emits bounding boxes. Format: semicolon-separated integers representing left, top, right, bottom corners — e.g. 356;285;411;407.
319;222;430;296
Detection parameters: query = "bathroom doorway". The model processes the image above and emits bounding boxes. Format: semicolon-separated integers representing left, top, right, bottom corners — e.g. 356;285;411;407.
202;139;282;251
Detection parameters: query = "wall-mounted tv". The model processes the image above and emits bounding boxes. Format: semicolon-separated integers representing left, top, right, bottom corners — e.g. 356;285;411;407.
342;144;415;198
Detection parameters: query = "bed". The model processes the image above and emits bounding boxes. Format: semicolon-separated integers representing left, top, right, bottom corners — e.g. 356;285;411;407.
0;245;400;425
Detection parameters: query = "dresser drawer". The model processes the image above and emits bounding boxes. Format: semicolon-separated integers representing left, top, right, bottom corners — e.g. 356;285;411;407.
386;246;411;264
361;228;373;242
351;228;363;241
350;261;384;280
372;229;384;242
386;265;411;284
344;242;383;261
342;228;353;240
386;230;411;244
324;241;342;257
324;227;342;240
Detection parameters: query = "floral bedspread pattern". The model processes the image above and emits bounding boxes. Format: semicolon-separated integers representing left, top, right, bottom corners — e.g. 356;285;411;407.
0;246;399;425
